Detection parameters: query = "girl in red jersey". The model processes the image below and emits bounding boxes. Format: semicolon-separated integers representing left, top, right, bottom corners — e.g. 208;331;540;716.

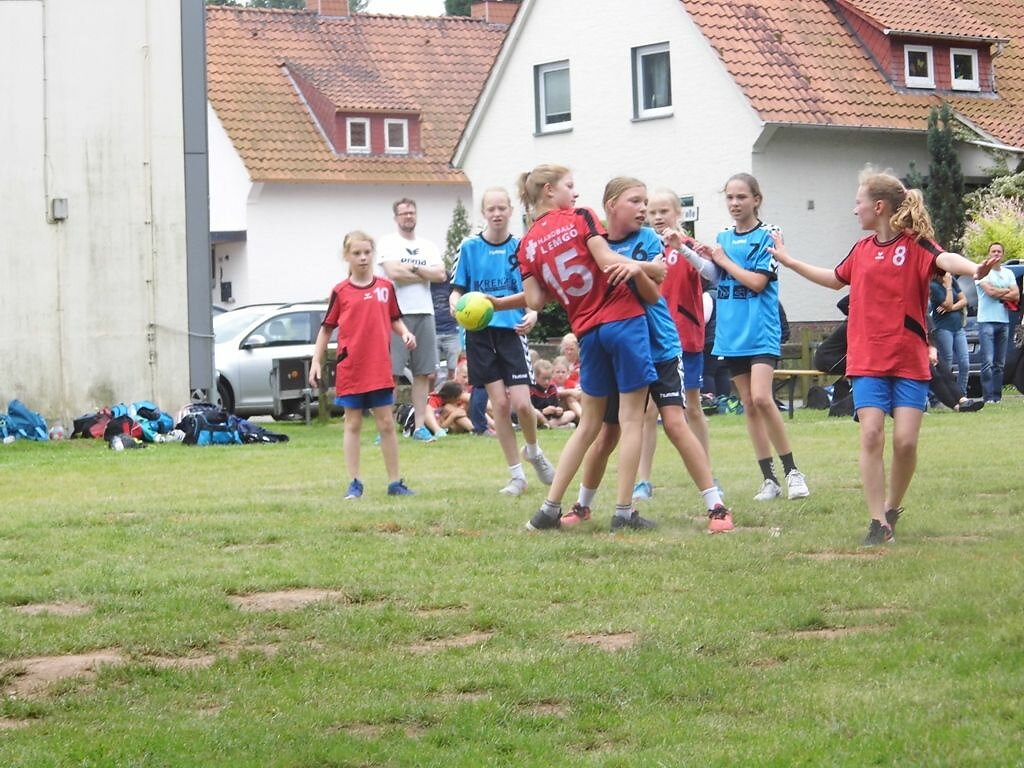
309;231;417;500
769;169;996;545
501;164;662;532
634;188;721;501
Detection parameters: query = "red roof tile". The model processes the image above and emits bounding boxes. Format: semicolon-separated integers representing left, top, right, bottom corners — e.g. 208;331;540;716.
682;0;1024;148
836;0;1003;41
207;7;508;184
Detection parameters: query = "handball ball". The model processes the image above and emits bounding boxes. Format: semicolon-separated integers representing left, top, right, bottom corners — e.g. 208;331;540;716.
454;292;494;331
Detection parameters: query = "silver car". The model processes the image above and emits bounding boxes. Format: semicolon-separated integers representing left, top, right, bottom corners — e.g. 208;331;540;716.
214;302;335;418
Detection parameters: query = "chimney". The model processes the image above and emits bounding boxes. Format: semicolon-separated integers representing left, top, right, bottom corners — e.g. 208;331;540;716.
470;0;519;25
308;0;349;16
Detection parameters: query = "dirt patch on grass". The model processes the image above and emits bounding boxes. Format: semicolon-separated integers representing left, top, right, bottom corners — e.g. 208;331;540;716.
12;602;92;617
332;722;384;739
788;550;887;561
0;717;33;730
521;700;568;717
567;632;638;651
787;624;888;639
924;534;988;543
434;690;490;703
228;589;348;612
748;656;786;669
1;649;125;697
413;604;468;617
405;631;494;654
828;605;908;618
145;653;219;670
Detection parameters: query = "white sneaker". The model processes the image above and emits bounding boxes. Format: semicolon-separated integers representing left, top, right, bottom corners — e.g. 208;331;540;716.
521;446;555;485
786;469;810;499
753;478;782;501
499;477;528;497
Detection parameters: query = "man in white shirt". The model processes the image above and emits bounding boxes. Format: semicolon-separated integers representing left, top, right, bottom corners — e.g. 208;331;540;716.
378;198;447;440
975;242;1020;404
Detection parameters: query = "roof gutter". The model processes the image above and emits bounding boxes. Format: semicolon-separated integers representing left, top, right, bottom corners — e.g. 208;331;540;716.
880;28;1009;45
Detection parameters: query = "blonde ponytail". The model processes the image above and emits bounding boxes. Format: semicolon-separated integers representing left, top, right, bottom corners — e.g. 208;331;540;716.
890;188;936;242
516;164;570;225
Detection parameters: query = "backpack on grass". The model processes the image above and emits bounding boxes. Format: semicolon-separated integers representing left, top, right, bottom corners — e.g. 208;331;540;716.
394;403;415;437
72;408;113;439
5;400;49;441
176;407;243;446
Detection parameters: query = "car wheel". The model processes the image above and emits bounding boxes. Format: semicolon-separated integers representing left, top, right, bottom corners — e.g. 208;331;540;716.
217;379;234;414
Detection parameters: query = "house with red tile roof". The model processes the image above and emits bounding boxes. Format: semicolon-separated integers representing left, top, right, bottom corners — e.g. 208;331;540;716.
206;0;512;307
454;0;1024;321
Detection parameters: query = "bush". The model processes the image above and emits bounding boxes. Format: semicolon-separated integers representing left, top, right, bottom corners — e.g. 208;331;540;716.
961;197;1024;261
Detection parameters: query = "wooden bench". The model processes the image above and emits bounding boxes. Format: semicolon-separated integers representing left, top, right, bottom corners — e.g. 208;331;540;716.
773;369;829;419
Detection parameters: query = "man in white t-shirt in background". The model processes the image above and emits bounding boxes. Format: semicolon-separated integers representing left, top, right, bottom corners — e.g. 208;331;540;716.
378;198;447;441
975;242;1020;404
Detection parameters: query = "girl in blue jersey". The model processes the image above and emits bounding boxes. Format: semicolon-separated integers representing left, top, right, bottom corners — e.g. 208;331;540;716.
709;173;809;502
450;188;555;495
562;177;732;533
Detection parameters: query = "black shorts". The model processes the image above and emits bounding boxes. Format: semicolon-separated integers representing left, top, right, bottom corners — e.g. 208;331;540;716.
648;357;685;409
466;327;533;388
603;358;683;424
725;354;779;377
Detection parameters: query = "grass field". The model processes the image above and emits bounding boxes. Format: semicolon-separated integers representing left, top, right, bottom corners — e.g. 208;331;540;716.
1;395;1023;766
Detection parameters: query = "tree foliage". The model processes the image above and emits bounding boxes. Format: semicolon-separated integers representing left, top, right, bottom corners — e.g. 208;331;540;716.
924;102;966;250
444;0;472;16
443;199;471;273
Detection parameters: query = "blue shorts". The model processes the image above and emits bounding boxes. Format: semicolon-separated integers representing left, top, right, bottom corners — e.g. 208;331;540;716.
851;377;928;415
579;316;656;398
681;351;704;391
335;387;394;410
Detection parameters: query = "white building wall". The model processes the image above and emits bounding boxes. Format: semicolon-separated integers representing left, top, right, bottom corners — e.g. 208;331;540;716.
754;128;1001;321
208;103;251;232
213;183;472;306
459;0;762;238
0;0;189;421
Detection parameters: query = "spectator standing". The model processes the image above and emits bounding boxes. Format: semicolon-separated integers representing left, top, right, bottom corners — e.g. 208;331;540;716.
929;272;969;396
431;269;460;388
377;198;447;441
975;242;1019;404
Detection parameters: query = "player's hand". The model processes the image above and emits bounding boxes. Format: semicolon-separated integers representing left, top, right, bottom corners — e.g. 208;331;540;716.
928;345;939;366
403;332;417;350
646;256;667;284
659;227;683;252
516;310;538;336
766;231;790;265
604;259;642;285
975;256;999;281
308;362;321;388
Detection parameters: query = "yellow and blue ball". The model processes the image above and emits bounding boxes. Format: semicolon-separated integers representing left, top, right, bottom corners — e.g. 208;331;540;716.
454;291;494;332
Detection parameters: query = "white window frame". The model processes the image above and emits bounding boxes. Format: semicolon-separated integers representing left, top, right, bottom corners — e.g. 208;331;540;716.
633;42;672;119
904;45;935;89
346;117;370;154
950;47;980;91
535;60;572;133
384;118;409;155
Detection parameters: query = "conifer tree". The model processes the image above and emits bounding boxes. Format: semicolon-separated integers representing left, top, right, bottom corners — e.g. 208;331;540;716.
924;102;966;250
443;198;471;273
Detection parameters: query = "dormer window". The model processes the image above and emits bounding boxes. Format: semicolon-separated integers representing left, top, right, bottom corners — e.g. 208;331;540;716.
904;45;935;88
346;117;370;154
951;48;980;91
384;118;409;154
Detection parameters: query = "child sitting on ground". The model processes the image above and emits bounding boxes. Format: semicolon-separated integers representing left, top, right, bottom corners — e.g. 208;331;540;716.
531;359;578;429
437;381;474;434
552;355;582;421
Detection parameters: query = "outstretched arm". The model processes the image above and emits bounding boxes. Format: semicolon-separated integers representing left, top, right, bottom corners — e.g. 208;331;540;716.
768;232;843;290
938;252;1001;284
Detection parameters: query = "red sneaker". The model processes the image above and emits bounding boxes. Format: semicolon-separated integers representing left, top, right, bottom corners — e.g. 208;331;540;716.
707;504;734;534
560;503;592;528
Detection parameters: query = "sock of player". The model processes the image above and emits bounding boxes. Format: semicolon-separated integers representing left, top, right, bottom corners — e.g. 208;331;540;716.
509;463;527;482
523;442;541;460
758;457;778;483
577;486;597;508
541;499;561;519
614;503;633;520
779;452;797;475
700;487;723;510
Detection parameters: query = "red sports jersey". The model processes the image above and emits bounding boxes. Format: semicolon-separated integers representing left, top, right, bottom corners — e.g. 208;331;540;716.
322;277;401;396
516;207;644;337
660;242;705;353
834;233;942;380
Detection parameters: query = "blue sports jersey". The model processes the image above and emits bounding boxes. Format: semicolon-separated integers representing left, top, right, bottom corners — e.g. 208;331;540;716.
452;234;524;330
711;221;781;357
608;226;681;363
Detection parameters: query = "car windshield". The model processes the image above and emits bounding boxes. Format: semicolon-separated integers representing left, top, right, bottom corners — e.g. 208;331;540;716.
214;306;282;343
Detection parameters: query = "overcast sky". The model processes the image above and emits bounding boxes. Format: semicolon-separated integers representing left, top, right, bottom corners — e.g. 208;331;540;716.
365;0;445;15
